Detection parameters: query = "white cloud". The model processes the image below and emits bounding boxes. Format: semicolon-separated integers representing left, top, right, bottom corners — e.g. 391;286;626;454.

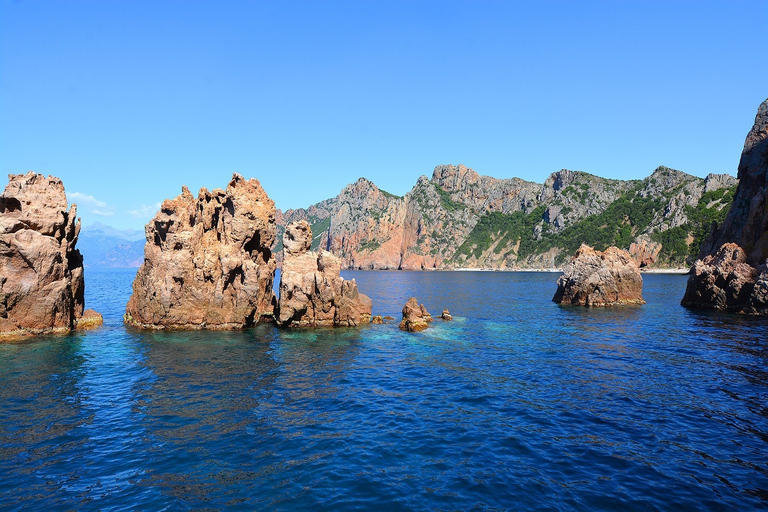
69;192;115;217
128;202;162;219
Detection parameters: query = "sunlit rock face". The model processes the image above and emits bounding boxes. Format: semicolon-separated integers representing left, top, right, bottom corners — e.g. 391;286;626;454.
553;244;645;307
399;297;433;332
0;171;101;336
125;173;276;329
276;220;372;328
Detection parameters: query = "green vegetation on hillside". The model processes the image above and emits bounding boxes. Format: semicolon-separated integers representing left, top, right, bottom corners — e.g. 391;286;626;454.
651;185;736;264
434;184;465;212
453;206;546;260
452;181;737;267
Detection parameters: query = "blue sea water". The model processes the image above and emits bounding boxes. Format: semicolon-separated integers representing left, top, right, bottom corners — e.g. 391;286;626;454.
1;268;767;511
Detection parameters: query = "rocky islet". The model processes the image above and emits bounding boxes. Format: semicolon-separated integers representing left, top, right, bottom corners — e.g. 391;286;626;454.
553;244;645;307
0;172;102;336
276;220;372;327
124;174;278;330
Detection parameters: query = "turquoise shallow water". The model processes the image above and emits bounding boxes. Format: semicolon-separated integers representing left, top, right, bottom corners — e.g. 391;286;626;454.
1;268;767;510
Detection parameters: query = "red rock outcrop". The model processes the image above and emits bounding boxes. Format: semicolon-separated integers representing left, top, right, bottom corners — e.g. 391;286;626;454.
125;173;276;329
399;297;433;331
681;243;759;312
276;220;371;327
553;244;645;306
0;172;101;336
683;99;768;314
629;239;662;268
700;98;768;266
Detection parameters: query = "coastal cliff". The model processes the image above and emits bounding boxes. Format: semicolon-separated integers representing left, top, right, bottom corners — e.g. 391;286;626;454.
682;98;768;314
277;165;737;270
125;174;276;329
0;172;101;336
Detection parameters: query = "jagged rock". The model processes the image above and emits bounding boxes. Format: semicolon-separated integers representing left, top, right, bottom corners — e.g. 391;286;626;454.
276;220;371;327
629;239;662;268
683;99;768;315
744;266;768;315
371;315;383;324
553;244;645;307
0;172;97;335
681;243;758;312
399;297;433;331
125;173;276;329
383;315;395;320
440;309;453;320
700;98;768;265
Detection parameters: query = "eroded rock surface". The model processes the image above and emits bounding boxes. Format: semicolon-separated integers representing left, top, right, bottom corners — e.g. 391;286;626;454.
681;243;764;313
399;297;433;331
553;244;645;306
125;173;276;329
276;220;371;327
700;98;768;265
629;239;662;268
683;99;768;314
0;172;96;335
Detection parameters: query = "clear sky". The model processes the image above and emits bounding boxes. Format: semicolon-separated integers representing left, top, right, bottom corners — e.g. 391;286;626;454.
1;0;766;230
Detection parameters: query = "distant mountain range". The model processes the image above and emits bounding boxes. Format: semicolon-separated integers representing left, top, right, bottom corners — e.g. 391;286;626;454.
276;165;738;269
78;222;145;268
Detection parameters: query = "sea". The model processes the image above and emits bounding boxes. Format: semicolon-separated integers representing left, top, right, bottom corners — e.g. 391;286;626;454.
1;268;767;511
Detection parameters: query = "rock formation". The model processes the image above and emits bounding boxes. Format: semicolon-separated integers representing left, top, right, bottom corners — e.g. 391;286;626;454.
440;309;453;320
0;172;102;336
276;220;371;327
699;99;768;265
553;244;645;307
629;239;662;268
371;315;384;324
399;297;433;331
125;173;276;329
681;243;760;312
277;164;737;271
683;98;768;314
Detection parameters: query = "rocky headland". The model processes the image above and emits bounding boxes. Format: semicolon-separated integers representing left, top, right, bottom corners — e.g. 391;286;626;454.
276;220;372;327
553;244;645;307
0;172;102;336
682;98;768;314
125;174;277;329
277;164;737;271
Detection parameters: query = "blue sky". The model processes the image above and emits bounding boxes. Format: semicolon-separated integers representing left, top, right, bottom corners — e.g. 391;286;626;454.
1;0;766;230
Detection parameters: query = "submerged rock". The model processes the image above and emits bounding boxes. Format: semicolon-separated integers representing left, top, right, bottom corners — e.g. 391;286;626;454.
553;244;645;307
276;220;372;327
125;174;276;329
371;315;384;324
399;297;433;331
0;172;98;336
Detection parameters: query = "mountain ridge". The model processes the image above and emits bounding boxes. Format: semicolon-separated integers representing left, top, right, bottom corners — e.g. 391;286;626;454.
276;164;738;270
